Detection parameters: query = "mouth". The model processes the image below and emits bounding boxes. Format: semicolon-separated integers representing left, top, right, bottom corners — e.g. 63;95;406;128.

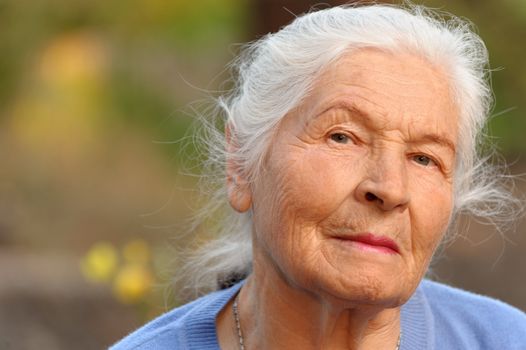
332;233;400;255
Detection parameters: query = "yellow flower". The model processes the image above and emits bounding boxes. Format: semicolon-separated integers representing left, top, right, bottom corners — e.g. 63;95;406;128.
112;264;153;304
80;242;118;283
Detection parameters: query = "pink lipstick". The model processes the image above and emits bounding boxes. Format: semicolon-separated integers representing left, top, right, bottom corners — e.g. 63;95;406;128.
335;233;399;255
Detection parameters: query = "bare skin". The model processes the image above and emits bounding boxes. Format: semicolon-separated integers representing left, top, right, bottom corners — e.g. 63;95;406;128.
218;48;459;349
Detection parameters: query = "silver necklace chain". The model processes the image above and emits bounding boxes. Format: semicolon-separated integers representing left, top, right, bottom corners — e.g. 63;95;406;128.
232;292;401;350
232;292;245;350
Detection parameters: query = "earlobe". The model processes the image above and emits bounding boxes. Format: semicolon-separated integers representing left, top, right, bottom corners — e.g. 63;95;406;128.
227;176;252;213
225;123;252;213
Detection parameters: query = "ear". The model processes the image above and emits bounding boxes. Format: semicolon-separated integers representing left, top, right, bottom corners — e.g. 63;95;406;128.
225;123;252;213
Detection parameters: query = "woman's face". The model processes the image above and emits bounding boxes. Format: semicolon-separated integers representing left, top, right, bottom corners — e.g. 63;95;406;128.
233;48;459;307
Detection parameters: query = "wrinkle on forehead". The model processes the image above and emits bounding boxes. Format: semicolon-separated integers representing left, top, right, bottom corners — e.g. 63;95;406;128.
296;48;459;146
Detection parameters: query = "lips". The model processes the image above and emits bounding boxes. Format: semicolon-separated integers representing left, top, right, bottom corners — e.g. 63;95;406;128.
333;232;400;254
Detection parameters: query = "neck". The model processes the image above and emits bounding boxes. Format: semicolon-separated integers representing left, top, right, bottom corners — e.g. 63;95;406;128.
237;256;401;350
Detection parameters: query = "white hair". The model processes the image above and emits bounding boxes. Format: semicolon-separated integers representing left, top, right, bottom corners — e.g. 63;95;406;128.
176;2;522;300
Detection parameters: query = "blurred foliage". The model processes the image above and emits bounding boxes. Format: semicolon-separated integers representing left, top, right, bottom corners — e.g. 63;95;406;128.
0;0;249;248
0;0;249;162
0;0;249;331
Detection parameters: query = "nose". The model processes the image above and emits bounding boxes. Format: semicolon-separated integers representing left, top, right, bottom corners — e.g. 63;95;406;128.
354;152;410;211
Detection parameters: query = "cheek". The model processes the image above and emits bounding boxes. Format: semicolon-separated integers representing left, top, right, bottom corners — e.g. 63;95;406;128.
251;148;361;270
410;178;453;263
280;149;360;220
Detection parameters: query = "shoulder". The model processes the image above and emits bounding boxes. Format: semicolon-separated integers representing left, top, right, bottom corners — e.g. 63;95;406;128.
421;279;526;322
421;279;526;348
109;283;242;350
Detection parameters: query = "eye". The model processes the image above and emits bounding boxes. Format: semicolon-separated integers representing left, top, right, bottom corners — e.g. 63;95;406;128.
412;154;436;167
330;133;350;144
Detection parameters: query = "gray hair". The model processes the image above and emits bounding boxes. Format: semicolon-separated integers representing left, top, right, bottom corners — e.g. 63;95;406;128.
176;3;522;300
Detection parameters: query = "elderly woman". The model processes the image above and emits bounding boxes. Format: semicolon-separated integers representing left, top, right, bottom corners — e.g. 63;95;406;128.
111;3;526;350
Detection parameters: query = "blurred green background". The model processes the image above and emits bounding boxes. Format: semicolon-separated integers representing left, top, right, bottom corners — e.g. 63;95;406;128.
0;0;524;349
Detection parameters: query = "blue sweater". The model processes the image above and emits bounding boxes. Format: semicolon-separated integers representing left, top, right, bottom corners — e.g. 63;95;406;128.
110;280;526;349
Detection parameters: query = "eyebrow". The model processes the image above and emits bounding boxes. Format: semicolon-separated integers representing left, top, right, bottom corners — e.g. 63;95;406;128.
414;133;457;154
315;101;457;154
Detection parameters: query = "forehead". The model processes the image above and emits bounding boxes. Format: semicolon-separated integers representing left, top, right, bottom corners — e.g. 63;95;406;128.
300;48;459;142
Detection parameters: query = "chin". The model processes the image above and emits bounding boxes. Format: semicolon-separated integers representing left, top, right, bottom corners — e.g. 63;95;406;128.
307;269;411;309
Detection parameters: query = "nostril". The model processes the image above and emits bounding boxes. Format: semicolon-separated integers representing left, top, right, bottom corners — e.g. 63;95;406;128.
365;192;377;201
365;192;385;205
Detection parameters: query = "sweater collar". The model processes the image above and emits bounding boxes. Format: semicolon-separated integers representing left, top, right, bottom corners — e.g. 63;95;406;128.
185;282;244;350
400;281;434;350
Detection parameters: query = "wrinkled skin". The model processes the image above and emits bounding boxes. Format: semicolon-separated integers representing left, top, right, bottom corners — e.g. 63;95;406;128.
220;48;459;349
